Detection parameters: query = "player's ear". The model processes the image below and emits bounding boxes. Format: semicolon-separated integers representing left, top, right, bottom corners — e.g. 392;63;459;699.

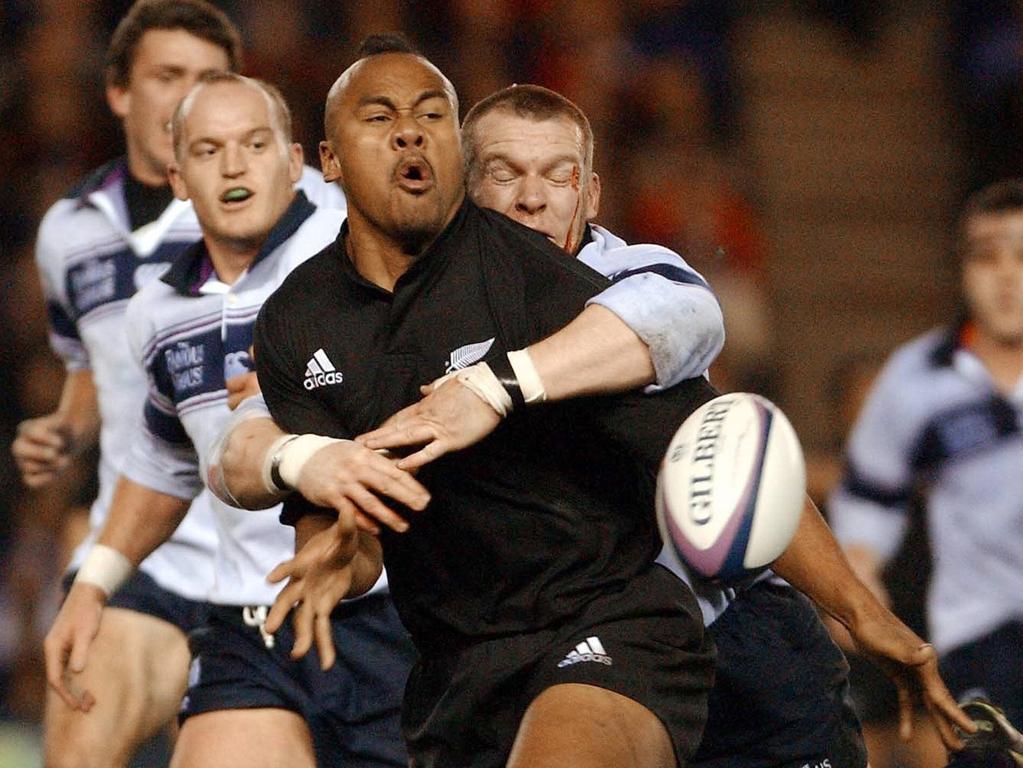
167;161;189;201
320;140;343;185
288;142;304;184
106;83;130;120
585;171;601;221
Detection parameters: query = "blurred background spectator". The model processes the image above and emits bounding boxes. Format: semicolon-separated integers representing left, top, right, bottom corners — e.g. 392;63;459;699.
1;1;1016;765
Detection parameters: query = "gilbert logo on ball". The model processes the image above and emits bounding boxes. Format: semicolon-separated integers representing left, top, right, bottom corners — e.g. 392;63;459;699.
656;393;805;584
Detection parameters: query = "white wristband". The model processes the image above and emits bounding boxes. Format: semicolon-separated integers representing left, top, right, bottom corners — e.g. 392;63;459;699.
278;434;348;489
75;544;133;598
455;362;513;417
507;349;547;404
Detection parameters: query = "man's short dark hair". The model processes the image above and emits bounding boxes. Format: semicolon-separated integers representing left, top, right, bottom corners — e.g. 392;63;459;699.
106;0;242;87
461;84;594;190
356;33;419;58
323;32;451;138
958;178;1023;255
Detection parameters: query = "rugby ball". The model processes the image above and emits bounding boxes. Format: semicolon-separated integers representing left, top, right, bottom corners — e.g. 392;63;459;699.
656;393;805;585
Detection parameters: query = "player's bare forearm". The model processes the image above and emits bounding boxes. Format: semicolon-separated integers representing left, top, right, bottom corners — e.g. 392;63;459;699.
216;415;290;509
293;512;382;597
771;497;878;629
265;512;385;667
347;531;384;597
527;304;655;400
295;511;337;550
773;497;973;747
95;475;191;567
56;369;102;445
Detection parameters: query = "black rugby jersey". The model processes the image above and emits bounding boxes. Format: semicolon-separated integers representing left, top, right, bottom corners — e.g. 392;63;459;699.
254;200;716;652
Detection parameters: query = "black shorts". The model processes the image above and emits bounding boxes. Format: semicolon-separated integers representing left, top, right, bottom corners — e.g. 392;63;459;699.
63;568;209;635
693;581;867;768
402;564;715;768
845;650;901;725
182;593;416;768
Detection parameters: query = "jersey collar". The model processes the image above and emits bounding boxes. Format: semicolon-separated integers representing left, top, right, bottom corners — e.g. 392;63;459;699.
334;197;473;294
73;156;195;257
928;314;971;368
161;191;316;296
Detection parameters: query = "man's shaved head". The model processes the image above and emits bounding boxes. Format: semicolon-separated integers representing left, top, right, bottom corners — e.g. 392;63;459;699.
324;33;458;141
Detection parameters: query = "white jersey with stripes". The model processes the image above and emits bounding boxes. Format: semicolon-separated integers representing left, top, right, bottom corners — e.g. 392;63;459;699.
829;326;1023;654
36;160;344;601
121;195;348;606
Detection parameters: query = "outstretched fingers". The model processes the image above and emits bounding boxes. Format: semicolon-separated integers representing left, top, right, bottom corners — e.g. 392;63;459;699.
265;566;302;634
315;610;336;671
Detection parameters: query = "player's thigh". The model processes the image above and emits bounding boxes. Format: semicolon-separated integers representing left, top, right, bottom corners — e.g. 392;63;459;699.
508;683;676;768
44;607;191;768
171;708;316;768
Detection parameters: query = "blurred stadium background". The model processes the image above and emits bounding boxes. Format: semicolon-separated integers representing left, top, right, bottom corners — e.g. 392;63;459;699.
0;0;1018;764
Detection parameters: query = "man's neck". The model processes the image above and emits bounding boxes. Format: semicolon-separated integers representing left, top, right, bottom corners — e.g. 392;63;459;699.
967;327;1023;394
125;145;166;188
206;239;260;286
345;195;463;292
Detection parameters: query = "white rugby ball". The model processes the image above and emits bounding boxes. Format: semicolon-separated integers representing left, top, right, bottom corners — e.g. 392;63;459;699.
656;392;805;585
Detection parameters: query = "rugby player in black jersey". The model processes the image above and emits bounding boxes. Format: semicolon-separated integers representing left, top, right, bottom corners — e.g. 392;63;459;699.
251;40;717;768
234;40;973;768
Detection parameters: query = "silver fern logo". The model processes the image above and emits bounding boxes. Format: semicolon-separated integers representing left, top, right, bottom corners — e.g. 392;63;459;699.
446;337;495;373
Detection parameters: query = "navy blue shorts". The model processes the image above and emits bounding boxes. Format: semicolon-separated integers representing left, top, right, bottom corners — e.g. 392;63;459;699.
693;581;867;768
181;593;416;768
63;568;209;635
941;621;1023;727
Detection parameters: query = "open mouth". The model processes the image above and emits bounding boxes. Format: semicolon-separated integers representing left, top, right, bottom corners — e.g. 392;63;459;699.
395;156;434;193
221;187;254;205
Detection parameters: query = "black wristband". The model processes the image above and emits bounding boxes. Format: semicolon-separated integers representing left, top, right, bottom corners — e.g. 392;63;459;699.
488;352;526;410
268;434;301;493
279;496;339;527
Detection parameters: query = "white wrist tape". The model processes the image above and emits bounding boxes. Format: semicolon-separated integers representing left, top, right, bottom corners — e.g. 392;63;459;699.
277;434;348;489
75;544;133;597
507;349;548;403
455;362;513;417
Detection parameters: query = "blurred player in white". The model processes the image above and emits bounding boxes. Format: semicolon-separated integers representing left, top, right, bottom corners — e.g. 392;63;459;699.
44;73;407;768
12;3;343;766
12;4;239;766
830;179;1023;765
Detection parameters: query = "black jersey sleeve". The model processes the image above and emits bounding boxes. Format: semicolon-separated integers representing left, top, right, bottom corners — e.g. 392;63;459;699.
597;377;720;470
253;291;350;526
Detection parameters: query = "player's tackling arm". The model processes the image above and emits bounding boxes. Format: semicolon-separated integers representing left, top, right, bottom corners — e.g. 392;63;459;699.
208;394;290;509
524;303;655;399
216;248;719;515
208;304;653;512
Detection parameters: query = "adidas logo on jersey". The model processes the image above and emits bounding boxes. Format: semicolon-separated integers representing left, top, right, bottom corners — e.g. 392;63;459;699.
557;635;612;668
304;349;343;390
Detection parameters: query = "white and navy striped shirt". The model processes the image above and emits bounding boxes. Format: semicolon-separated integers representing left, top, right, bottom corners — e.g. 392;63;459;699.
829;326;1023;654
121;194;346;606
37;159;344;601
